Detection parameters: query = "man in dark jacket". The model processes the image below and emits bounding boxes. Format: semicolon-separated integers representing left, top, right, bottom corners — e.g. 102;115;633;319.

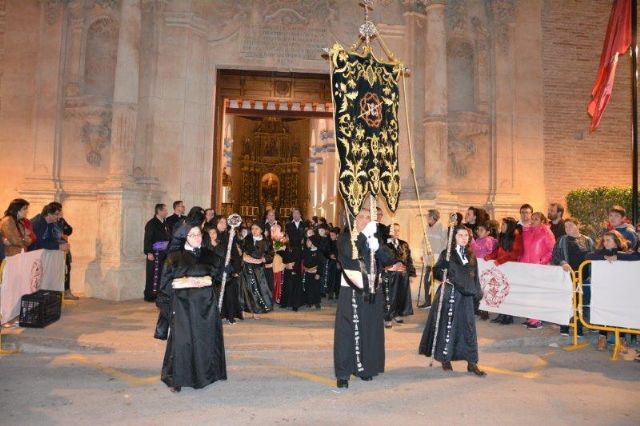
143;203;170;302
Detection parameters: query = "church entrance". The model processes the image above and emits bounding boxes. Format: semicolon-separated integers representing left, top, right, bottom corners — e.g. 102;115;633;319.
212;70;340;224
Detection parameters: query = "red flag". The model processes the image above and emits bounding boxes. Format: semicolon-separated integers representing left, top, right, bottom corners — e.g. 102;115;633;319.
587;0;632;131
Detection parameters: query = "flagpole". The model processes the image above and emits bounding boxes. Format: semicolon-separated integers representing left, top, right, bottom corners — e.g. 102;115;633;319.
632;0;639;226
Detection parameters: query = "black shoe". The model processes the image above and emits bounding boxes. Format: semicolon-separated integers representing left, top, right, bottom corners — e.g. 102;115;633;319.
292;307;298;312
169;386;181;393
442;361;453;371
500;315;514;325
337;379;349;388
491;314;504;323
360;376;373;381
467;363;486;377
417;303;429;308
479;311;490;321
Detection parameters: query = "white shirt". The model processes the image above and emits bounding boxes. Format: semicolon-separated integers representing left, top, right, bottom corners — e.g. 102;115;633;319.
457;245;469;265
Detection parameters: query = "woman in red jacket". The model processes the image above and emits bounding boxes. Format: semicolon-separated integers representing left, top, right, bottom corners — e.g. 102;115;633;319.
485;217;522;324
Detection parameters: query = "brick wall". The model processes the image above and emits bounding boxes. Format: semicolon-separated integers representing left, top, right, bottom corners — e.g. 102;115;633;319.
542;0;639;213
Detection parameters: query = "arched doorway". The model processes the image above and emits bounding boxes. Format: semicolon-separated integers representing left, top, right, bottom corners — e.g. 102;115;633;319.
212;70;341;224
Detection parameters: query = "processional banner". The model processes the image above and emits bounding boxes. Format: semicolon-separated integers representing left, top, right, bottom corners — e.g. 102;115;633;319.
478;259;573;325
329;43;402;217
591;260;640;330
1;249;65;324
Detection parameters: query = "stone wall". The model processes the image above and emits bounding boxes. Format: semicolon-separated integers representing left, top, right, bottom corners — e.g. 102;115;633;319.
0;0;40;205
0;0;634;300
542;0;639;210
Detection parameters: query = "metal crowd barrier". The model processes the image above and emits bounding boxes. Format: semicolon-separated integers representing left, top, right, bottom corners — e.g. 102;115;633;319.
567;260;640;361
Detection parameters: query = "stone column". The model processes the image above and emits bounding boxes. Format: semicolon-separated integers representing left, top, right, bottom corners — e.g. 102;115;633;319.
109;0;141;181
423;0;449;197
402;10;427;194
86;0;154;301
64;0;83;97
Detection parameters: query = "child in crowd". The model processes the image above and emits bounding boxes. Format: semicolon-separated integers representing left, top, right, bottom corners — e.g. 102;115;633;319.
470;222;498;259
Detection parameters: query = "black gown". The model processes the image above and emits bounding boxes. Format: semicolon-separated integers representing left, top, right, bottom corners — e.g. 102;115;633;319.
316;235;331;296
156;247;227;389
303;248;322;307
418;248;481;364
384;239;416;319
280;245;303;310
239;237;274;314
143;216;171;301
334;231;395;380
326;238;339;298
211;231;243;322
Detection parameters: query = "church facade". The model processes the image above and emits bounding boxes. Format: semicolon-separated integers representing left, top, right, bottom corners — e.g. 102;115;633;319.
0;0;633;299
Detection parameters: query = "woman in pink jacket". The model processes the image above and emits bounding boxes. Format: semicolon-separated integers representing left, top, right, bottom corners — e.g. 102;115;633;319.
520;212;556;329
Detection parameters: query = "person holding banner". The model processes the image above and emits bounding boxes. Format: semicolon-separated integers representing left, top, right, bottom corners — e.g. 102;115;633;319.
334;208;399;389
486;217;522;325
586;230;638;352
419;225;486;376
552;218;594;337
520;212;556;330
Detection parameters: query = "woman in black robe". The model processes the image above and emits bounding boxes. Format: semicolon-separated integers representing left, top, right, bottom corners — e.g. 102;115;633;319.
238;222;274;316
156;225;227;392
418;225;486;376
280;235;304;311
206;219;244;324
303;235;323;309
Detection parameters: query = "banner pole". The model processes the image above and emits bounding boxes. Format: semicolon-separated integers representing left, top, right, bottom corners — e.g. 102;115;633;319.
631;0;638;225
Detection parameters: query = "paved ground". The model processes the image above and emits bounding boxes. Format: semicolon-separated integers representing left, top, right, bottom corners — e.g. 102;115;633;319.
1;298;639;426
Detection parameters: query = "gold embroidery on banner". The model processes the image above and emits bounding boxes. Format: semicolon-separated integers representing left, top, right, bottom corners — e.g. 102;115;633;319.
329;43;402;218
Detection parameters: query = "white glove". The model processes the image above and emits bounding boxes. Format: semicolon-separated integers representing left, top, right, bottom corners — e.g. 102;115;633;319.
367;236;379;252
362;221;377;239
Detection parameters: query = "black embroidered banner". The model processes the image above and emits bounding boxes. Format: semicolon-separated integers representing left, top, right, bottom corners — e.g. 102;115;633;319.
329;43;402;218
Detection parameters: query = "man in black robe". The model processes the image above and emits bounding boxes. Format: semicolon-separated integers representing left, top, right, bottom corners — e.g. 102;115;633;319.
165;200;186;235
383;223;416;327
285;208;306;253
334;208;403;389
143;203;170;302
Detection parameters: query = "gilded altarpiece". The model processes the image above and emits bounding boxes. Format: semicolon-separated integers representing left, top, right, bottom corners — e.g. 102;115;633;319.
233;117;309;219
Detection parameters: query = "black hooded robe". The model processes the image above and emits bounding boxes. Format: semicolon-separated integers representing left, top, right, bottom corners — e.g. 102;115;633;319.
334;231;395;380
156;248;227;389
418;248;481;364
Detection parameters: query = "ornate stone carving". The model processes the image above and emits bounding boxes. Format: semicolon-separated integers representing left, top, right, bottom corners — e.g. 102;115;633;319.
447;0;465;33
448;112;489;177
94;0;119;10
43;0;62;25
403;0;445;11
489;0;515;54
84;17;119;98
81;110;113;166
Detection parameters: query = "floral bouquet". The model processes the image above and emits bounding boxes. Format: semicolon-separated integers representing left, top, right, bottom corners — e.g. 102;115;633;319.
271;224;287;251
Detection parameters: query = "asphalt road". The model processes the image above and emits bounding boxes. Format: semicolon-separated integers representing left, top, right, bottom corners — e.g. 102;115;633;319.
1;298;639;425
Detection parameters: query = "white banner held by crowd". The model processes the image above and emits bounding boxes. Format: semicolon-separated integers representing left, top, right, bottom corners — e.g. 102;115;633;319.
478;259;573;325
590;260;640;330
0;249;65;324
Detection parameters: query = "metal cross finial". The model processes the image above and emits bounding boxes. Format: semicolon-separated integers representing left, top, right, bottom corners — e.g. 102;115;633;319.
359;0;378;45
